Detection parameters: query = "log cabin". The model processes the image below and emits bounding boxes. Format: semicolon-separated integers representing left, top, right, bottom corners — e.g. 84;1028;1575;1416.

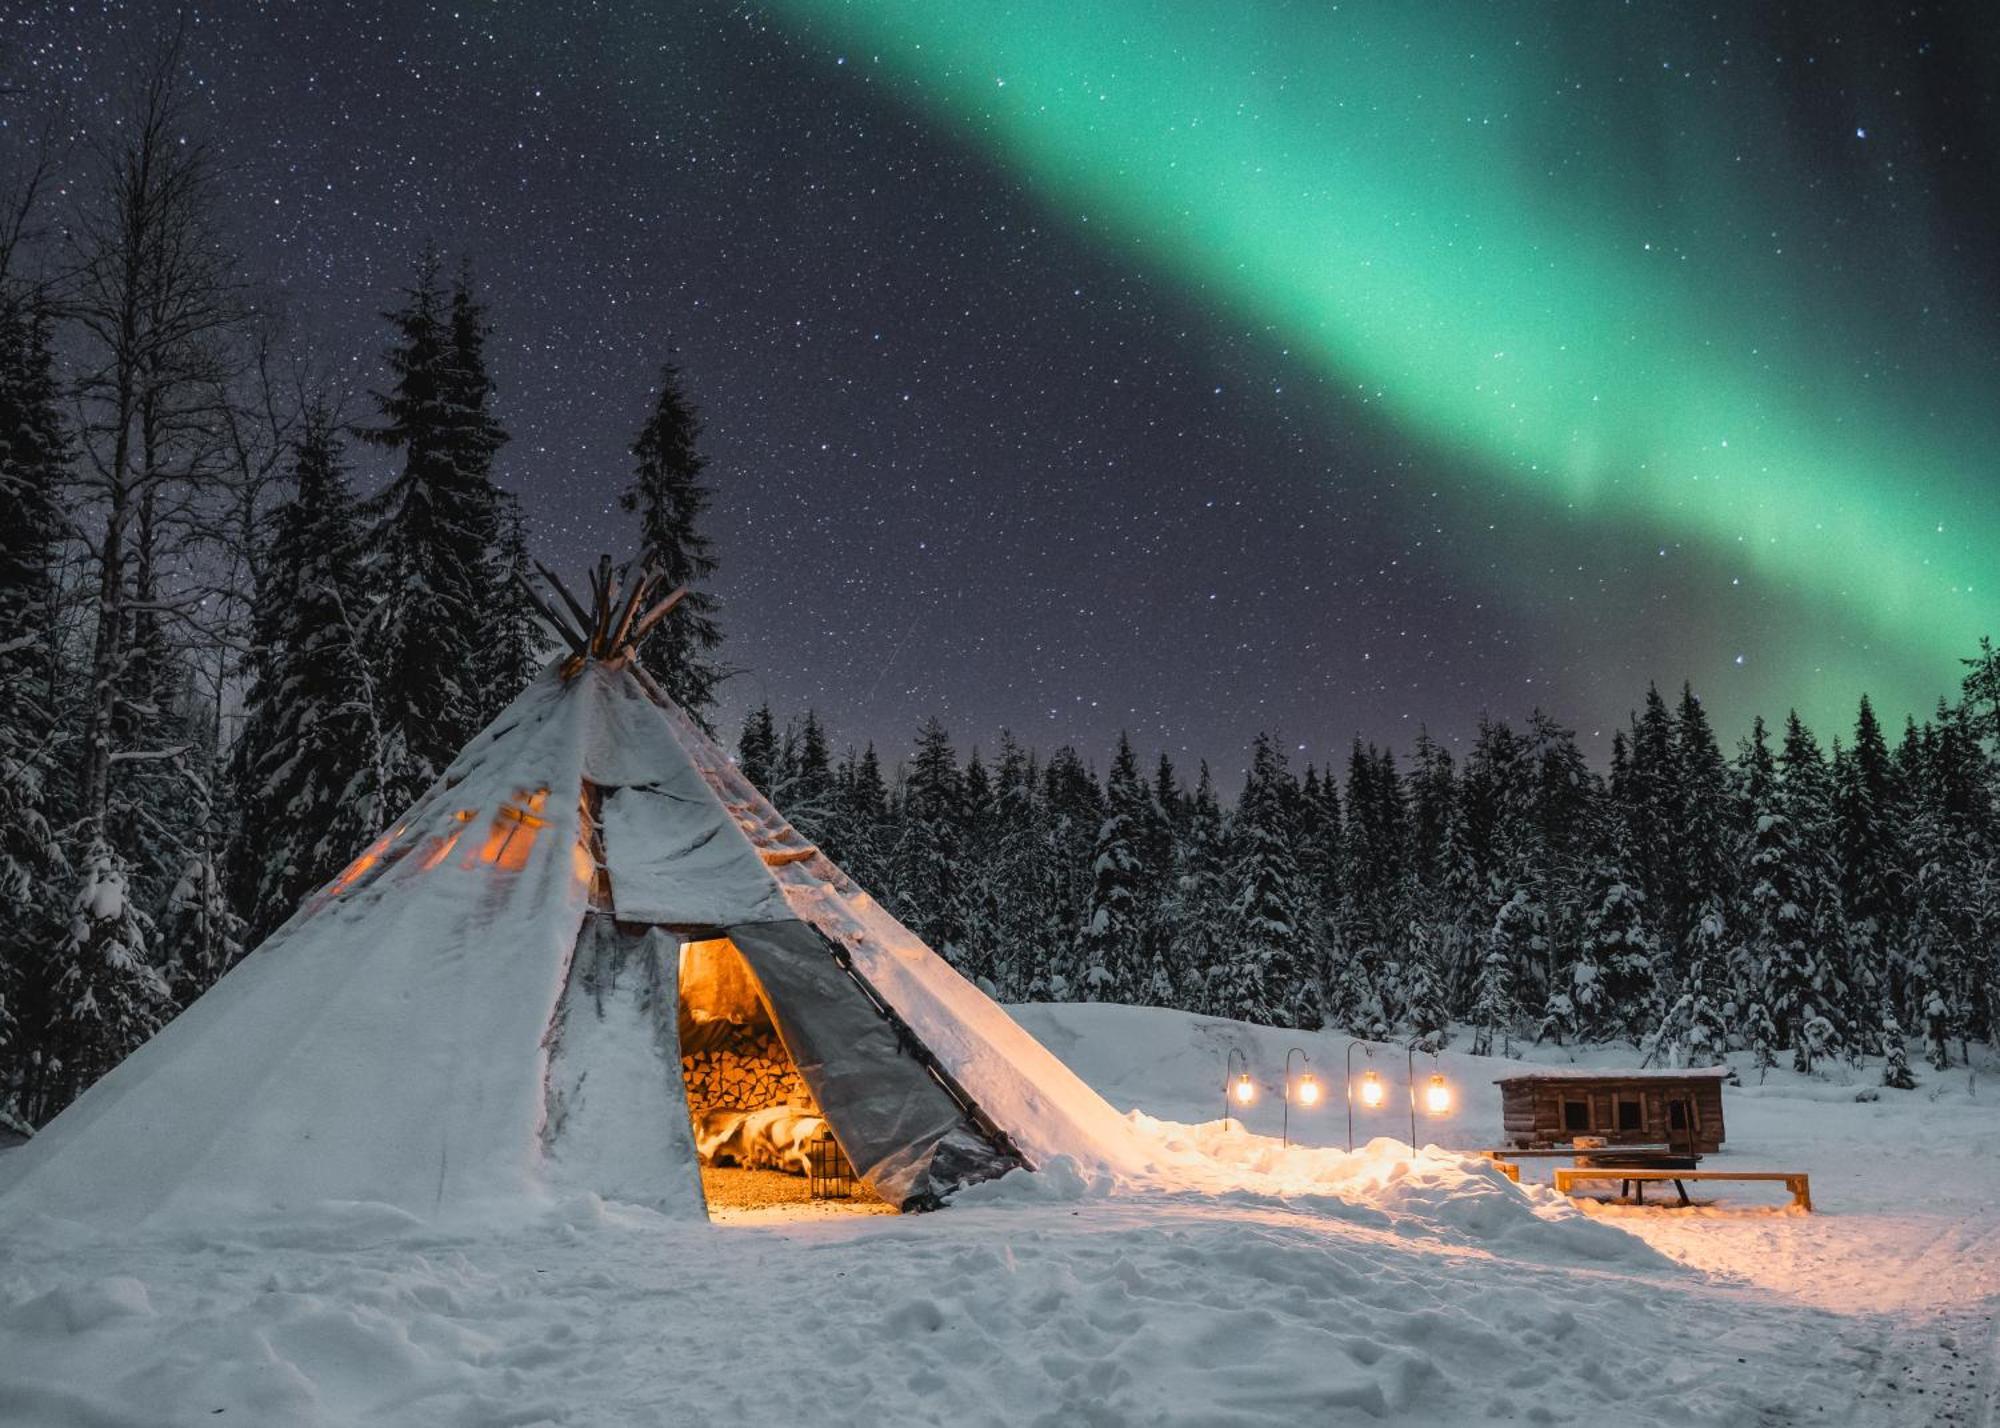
1495;1068;1729;1153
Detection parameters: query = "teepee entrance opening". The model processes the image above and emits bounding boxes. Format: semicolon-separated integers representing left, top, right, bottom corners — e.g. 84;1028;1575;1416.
675;937;886;1215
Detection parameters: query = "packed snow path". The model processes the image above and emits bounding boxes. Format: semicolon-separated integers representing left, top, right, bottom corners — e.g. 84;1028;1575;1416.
1;1003;1994;1426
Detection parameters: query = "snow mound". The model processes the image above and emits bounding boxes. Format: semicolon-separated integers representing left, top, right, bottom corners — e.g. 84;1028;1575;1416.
1127;1117;1669;1267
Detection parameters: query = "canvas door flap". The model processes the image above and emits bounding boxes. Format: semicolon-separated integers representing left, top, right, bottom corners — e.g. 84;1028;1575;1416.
724;919;1017;1208
599;784;790;927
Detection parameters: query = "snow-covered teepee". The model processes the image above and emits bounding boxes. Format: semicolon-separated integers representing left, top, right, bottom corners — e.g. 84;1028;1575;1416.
0;561;1149;1226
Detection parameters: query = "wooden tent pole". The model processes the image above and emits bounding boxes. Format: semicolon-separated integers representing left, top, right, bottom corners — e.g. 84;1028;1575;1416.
605;563;656;656
534;560;594;637
625;585;688;648
513;571;587;655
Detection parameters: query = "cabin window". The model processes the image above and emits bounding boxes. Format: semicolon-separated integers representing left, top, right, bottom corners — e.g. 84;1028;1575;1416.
1616;1097;1642;1132
1668;1101;1689;1131
1562;1098;1590;1132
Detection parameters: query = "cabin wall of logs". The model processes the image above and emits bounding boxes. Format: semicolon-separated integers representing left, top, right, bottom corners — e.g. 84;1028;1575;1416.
1498;1073;1726;1153
680;1022;817;1118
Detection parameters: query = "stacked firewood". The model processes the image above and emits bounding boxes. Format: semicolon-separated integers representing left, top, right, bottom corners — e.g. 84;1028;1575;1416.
681;1025;816;1116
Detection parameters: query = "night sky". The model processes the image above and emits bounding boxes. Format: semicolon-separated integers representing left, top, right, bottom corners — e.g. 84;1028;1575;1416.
7;2;1998;776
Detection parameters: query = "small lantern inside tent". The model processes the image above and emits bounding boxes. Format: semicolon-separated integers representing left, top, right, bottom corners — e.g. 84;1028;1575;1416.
808;1127;854;1200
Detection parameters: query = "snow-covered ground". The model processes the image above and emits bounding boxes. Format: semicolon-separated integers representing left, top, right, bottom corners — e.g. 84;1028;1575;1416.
1;1004;1995;1426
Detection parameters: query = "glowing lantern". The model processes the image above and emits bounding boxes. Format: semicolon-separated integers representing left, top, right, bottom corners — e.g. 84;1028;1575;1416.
1359;1069;1387;1108
1295;1074;1320;1107
1424;1073;1452;1116
1233;1073;1255;1105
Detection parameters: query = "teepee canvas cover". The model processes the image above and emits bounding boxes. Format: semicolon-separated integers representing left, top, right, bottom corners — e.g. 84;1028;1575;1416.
0;567;1149;1225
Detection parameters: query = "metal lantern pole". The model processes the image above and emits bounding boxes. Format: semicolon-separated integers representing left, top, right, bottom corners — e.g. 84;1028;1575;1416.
1407;1042;1418;1150
1344;1039;1373;1152
1224;1047;1252;1131
1283;1046;1312;1148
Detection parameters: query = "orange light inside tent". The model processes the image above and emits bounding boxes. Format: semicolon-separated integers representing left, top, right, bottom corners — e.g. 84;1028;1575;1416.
479;789;550;872
1424;1074;1452;1117
328;826;401;895
1233;1073;1255;1105
418;810;478;871
1359;1070;1386;1109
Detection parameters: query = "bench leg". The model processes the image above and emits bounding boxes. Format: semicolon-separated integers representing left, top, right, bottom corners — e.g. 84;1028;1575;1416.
1673;1179;1690;1207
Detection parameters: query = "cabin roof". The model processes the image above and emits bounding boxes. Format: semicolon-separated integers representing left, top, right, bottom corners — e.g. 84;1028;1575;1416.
1492;1067;1734;1085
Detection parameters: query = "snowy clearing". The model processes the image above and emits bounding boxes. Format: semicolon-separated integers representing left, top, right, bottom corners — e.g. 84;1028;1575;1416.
2;1003;1996;1427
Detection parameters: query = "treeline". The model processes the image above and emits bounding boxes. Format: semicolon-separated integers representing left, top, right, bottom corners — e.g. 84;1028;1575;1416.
742;664;2000;1086
0;40;719;1128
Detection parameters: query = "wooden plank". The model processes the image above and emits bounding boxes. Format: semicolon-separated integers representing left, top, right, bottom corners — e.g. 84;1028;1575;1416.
1554;1167;1810;1210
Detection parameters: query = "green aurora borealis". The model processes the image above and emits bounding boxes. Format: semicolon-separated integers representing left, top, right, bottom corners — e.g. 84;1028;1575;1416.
772;0;2000;736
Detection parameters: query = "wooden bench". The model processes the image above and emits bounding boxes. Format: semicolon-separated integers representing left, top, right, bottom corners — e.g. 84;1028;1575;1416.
1554;1167;1812;1212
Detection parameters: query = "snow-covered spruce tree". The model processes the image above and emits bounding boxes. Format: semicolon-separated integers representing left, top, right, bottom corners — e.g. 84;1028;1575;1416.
1520;711;1598;1034
1645;898;1734;1068
227;411;384;942
623;361;725;728
736;703;778;793
1961;636;2000;750
158;800;242;1005
1669;684;1735;980
36;836;173;1119
986;733;1054;1000
1147;753;1182;882
1076;734;1148;1002
0;292;70;1113
1401;731;1463;1026
1295;763;1341;960
950;749;1007;993
1838;695;1906;1013
1473;883;1535;1057
1398;916;1451;1052
362;249;504;814
1430;775;1488;1023
444;262;515;720
1164;762;1234;1016
1221;734;1312;1027
890;717;967;966
1740;713;1849;1073
826;740;891;894
1570;800;1657;1043
483;490;544;705
1133;752;1183;1007
1878;997;1917;1089
1619;685;1679;945
1039;747;1105;998
1332;741;1408;1033
1779;712;1853;1066
770;710;836;841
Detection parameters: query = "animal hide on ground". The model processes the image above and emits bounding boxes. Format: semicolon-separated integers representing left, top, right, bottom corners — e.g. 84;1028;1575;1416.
694;1106;827;1175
